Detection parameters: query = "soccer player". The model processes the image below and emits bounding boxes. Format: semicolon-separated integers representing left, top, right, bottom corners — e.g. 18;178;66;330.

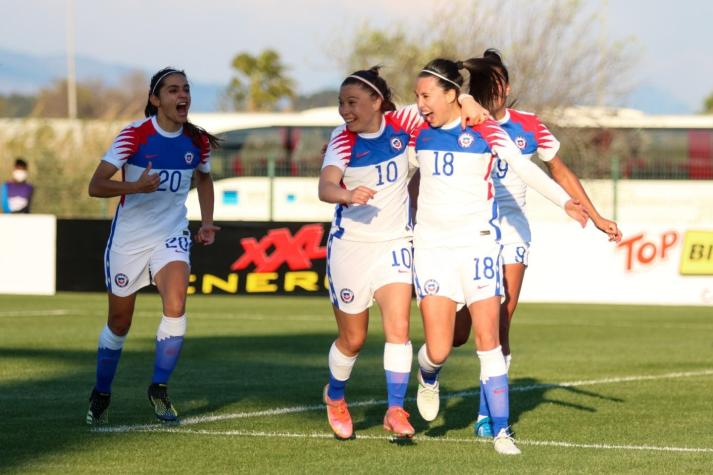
319;66;486;440
85;67;220;425
410;58;588;454
449;50;622;439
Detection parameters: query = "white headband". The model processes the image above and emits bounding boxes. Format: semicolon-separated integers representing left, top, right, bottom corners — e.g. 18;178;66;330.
150;70;181;96
420;69;461;89
346;74;384;99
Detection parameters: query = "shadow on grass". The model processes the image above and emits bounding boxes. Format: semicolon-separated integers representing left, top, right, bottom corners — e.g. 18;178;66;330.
423;376;624;438
0;331;356;471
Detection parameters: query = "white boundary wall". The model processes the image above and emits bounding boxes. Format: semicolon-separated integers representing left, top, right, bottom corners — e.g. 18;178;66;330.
0;214;56;295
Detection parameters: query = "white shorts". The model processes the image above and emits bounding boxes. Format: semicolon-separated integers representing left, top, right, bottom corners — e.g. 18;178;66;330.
105;230;191;297
326;236;413;314
414;242;503;306
501;242;530;266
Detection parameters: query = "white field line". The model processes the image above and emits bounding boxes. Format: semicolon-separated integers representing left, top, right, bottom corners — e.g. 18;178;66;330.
127;428;713;454
94;369;713;434
0;309;73;317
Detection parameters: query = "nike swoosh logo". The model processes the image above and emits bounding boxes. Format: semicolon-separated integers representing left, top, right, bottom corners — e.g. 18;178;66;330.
355;151;369;158
146;154;159;158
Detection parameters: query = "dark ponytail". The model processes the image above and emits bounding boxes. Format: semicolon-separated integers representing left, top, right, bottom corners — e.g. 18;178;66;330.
341;65;396;112
145;67;221;150
458;57;505;112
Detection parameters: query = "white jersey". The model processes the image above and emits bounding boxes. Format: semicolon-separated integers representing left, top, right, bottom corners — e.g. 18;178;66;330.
492;109;560;244
102;116;211;254
322;105;423;242
412;117;569;249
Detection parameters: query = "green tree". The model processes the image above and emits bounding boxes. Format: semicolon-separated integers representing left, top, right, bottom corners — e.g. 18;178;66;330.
335;0;637;112
703;92;713;113
226;49;296;111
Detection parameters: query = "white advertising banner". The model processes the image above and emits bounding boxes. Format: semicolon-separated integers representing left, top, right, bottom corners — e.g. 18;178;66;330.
0;214;56;295
521;222;713;306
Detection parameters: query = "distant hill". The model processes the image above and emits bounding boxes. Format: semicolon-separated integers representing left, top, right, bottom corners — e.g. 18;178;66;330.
626;83;693;115
0;49;224;112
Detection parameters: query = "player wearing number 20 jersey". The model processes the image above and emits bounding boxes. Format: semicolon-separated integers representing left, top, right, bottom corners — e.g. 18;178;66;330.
103;115;211;254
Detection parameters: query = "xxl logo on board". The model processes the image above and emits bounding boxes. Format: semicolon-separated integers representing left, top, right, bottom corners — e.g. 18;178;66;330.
231;224;327;272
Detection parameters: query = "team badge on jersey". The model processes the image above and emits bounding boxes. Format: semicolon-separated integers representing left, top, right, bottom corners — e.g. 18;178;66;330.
457;133;474;149
184;151;194;164
423;279;440;295
390;137;404;151
515;136;527;150
114;273;129;288
340;288;355;303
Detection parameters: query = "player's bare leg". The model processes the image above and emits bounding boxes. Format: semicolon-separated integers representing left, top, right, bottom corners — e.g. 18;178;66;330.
416;296;457;421
469;296;520;454
87;292;137;425
500;263;526;360
148;261;190;422
375;283;414;438
324;307;368;439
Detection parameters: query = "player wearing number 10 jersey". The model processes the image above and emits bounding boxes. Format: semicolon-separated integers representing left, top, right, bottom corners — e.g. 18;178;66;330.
85;68;220;426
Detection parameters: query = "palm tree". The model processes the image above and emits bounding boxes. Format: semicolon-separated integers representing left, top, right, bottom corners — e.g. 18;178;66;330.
227;49;296;111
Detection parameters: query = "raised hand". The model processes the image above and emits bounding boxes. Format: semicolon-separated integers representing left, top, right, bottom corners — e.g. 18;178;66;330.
135;162;160;193
564;199;589;228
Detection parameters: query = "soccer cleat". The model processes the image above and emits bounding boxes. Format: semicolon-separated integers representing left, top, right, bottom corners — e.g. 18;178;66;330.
493;428;521;455
86;388;111;425
475;416;494;438
383;406;415;438
147;383;179;422
323;384;353;440
416;371;440;422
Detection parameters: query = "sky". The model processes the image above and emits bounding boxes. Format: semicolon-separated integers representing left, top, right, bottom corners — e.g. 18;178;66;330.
1;0;712;113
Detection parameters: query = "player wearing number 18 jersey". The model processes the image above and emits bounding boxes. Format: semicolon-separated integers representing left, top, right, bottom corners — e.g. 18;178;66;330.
410;58;588;455
85;68;220;425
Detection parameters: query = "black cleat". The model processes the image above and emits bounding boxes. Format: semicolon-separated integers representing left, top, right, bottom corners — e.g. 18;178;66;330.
86;388;111;425
147;383;179;422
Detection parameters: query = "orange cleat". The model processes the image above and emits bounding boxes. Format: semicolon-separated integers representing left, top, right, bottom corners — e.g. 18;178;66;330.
383;406;415;438
323;384;353;440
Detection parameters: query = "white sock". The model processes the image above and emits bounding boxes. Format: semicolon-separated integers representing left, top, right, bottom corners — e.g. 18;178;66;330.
384;341;413;373
328;341;358;381
98;325;126;350
157;315;187;341
477;346;508;382
418;344;443;373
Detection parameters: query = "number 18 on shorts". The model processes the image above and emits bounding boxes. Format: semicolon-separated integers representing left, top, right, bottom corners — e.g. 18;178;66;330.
414;243;503;306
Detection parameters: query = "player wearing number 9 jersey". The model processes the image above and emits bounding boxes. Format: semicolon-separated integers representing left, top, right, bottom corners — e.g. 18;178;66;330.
85;68;221;426
318;66;486;440
410;58;588;455
448;50;622;440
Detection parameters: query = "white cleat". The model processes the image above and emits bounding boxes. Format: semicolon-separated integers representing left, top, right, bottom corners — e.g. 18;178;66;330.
416;371;440;422
493;428;521;455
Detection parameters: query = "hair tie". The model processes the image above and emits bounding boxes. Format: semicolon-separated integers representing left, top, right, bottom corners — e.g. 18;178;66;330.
346;75;384;99
420;69;460;89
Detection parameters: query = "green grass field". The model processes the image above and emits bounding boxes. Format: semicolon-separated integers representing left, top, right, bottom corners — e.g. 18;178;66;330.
1;293;713;473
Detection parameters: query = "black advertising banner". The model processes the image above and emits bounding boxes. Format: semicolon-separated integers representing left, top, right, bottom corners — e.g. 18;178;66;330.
57;220;330;295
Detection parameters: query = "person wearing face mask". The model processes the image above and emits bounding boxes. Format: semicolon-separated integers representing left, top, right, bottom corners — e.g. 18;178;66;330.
1;158;34;213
